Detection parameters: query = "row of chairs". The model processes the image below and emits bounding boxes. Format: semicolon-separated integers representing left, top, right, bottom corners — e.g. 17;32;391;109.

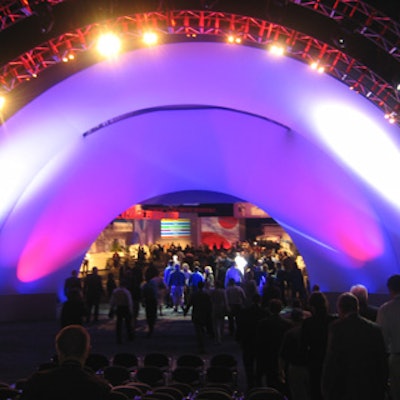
109;383;285;400
84;352;238;388
85;352;237;374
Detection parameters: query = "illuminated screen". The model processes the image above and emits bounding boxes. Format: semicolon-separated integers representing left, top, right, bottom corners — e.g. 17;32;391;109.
161;219;191;238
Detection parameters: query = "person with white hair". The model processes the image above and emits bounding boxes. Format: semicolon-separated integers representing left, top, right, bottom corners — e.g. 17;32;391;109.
350;283;378;322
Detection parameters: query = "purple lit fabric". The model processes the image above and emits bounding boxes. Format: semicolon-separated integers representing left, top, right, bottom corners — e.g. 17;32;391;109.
0;42;399;296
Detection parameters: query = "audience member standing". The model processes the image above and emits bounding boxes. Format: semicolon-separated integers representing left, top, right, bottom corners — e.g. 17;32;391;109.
64;270;82;299
20;325;111;400
168;265;186;312
287;263;307;304
209;281;230;344
106;272;117;300
188;266;205;295
241;269;259;307
142;266;160;337
225;278;246;336
301;291;336;400
83;267;104;323
224;263;243;288
163;260;175;308
185;281;212;354
261;275;282;308
204;266;215;290
280;308;310;400
350;284;378;322
322;292;388;400
109;280;134;344
255;298;293;392
60;289;87;328
236;294;268;390
377;274;400;400
150;269;167;316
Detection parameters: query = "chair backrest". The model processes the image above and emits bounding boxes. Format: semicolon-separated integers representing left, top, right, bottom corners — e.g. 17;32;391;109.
246;387;286;400
125;381;152;394
206;366;235;386
136;366;166;387
209;353;237;370
176;354;204;370
113;352;139;370
142;393;175;400
103;365;131;386
196;388;233;400
112;385;143;398
171;366;202;386
153;385;184;400
85;352;110;373
144;353;170;371
109;391;130;400
168;382;194;397
0;388;20;400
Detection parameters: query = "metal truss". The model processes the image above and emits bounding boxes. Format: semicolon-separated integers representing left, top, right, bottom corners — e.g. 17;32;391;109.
1;0;399;62
0;10;399;123
0;0;62;30
294;0;400;62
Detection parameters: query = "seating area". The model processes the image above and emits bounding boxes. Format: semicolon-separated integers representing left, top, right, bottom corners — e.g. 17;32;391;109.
106;351;286;400
0;306;292;400
0;350;287;400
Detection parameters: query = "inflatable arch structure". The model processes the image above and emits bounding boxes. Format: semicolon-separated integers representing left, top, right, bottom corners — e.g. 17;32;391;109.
0;1;399;298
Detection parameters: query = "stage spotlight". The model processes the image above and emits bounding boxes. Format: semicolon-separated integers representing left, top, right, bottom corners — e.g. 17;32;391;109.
227;35;241;44
62;53;75;63
384;112;397;124
142;31;159;46
269;44;285;56
0;96;5;111
96;33;122;58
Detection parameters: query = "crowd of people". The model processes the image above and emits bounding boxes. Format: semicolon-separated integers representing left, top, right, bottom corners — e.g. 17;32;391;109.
59;242;400;400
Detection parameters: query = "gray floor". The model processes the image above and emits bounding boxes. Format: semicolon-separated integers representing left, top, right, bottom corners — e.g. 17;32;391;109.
0;304;246;391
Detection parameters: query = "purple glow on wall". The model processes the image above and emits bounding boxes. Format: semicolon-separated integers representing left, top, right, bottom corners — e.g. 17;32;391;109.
0;42;399;296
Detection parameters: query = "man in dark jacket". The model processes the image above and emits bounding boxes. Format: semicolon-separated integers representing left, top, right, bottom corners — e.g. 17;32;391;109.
83;267;103;322
185;281;212;353
322;292;388;400
20;325;111;400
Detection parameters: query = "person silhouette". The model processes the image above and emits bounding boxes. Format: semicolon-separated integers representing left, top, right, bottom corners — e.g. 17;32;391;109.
20;325;111;400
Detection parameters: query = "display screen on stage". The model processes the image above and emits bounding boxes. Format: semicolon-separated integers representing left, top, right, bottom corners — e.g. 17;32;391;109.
161;219;191;238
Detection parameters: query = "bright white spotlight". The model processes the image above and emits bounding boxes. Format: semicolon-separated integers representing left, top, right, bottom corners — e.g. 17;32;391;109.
96;32;122;58
269;44;285;56
142;31;159;46
310;61;325;73
313;103;400;208
0;96;5;111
